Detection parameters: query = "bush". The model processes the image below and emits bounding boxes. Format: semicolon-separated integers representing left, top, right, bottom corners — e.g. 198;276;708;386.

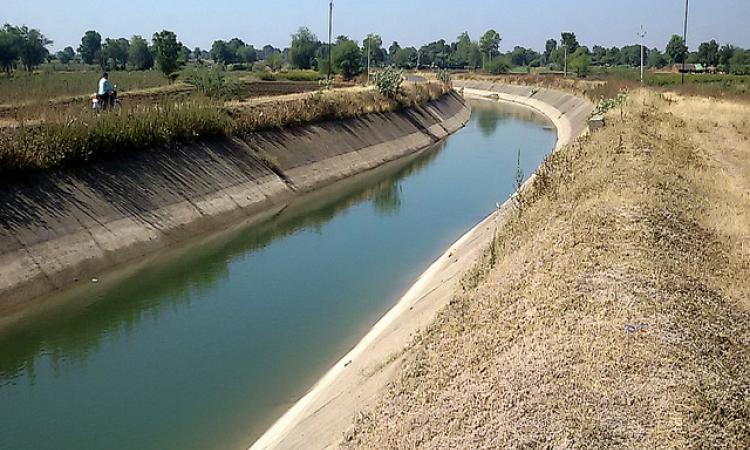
436;69;452;85
486;58;510;74
184;66;241;100
373;66;403;98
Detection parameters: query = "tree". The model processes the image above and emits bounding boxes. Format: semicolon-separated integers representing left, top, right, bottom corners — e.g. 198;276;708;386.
665;35;688;64
568;48;591;76
467;43;482;69
289;27;319;69
362;34;385;68
486;57;510;74
78;30;101;65
152;30;182;77
544;38;557;64
237;45;257;64
619;45;643;67
647;48;668;68
264;51;282;71
128;35;153;70
101;37;129;69
560;32;580;54
591;45;607;66
697;40;719;66
388;41;401;61
728;48;750;75
210;40;233;64
479;29;501;67
0;25;23;73
452;32;473;68
331;38;362;79
57;46;75;64
17;26;51;71
392;47;417;69
718;44;734;67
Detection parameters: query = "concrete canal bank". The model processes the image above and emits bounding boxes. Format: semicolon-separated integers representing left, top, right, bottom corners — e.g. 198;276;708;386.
251;83;593;449
0;92;470;312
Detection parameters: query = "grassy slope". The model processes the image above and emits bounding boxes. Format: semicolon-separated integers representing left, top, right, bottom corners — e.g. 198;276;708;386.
343;90;750;447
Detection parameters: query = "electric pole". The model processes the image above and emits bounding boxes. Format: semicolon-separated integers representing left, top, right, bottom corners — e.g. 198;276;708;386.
638;25;647;84
328;0;333;83
682;0;689;84
564;46;568;77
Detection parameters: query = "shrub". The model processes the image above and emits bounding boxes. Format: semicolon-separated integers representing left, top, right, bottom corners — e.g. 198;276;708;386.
486;58;510;74
373;66;403;98
436;69;452;85
184;66;241;100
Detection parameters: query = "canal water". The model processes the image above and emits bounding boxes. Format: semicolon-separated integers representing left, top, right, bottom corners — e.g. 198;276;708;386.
0;99;555;450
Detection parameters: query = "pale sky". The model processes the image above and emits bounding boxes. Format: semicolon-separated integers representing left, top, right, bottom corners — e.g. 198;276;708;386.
2;0;749;52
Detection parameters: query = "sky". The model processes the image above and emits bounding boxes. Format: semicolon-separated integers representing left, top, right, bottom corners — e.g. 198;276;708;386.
3;0;749;53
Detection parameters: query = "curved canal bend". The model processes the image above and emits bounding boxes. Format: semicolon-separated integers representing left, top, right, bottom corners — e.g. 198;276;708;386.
0;99;556;450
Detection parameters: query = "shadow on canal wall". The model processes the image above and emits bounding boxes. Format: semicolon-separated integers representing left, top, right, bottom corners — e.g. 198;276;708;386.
0;92;470;312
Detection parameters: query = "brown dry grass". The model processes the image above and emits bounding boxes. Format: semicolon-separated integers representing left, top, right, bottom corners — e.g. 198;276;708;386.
342;90;750;448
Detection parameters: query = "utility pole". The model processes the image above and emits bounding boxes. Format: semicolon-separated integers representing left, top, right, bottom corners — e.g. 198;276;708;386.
564;46;568;77
682;0;689;84
327;0;333;83
416;50;421;70
638;25;647;84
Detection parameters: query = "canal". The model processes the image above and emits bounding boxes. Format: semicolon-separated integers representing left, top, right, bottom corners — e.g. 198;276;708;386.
0;99;555;450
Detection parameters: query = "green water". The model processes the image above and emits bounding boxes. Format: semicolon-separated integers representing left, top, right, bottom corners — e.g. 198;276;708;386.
0;100;555;450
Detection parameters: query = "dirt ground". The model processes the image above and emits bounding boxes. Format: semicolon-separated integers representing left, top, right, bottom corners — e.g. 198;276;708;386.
343;90;750;448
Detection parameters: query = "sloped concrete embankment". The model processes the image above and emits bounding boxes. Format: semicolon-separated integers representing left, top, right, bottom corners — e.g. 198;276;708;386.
0;92;470;312
249;84;593;449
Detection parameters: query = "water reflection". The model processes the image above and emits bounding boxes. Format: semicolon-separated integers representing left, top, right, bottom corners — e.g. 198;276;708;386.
0;145;441;385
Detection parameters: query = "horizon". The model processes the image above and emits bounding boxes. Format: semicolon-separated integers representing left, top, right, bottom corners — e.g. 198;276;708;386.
3;0;750;53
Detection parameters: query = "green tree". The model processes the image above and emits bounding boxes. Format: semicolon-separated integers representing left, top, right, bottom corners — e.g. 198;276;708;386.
289;27;319;69
718;44;734;66
486;57;510;74
568;47;591;76
647;48;667;68
388;41;401;61
362;34;385;68
467;42;482;69
0;25;23;73
210;40;233;64
101;37;129;69
728;48;749;75
392;47;417;69
331;38;362;79
479;29;501;67
591;45;607;65
151;30;182;78
128;35;153;70
264;52;282;71
57;46;75;64
452;32;473;68
697;40;719;66
17;26;51;71
78;30;101;65
665;35;688;64
237;45;257;63
544;38;557;64
560;32;580;54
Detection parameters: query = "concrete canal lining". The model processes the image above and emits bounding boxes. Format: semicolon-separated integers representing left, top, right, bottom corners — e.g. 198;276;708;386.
250;83;593;449
0;92;470;313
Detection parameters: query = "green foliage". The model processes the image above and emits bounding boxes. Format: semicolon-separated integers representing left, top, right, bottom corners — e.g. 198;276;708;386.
362;34;385;68
0;25;24;73
560;32;580;54
0;25;52;72
486;57;510;74
436;68;451;84
289;27;319;69
151;30;182;78
101;38;129;70
128;36;153;70
591;89;628;117
569;48;591;76
544;39;557;63
479;29;501;61
697;40;720;66
78;30;102;65
184;66;241;100
332;39;362;80
647;49;668;68
372;66;403;98
56;47;75;64
392;47;417;69
666;35;688;64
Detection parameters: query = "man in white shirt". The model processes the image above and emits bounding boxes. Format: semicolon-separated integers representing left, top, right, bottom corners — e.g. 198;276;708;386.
98;72;113;110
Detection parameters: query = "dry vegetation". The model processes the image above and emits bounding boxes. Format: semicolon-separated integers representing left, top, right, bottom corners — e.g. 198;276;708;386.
0;82;450;173
343;90;750;447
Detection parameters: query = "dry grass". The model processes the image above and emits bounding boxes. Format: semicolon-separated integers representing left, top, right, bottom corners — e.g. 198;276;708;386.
343;90;750;448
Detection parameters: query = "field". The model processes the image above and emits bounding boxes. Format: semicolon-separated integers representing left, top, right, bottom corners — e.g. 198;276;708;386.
589;66;750;97
0;81;450;173
344;88;750;447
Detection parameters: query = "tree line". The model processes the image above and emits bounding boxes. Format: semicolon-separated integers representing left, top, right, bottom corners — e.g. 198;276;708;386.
2;22;749;78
